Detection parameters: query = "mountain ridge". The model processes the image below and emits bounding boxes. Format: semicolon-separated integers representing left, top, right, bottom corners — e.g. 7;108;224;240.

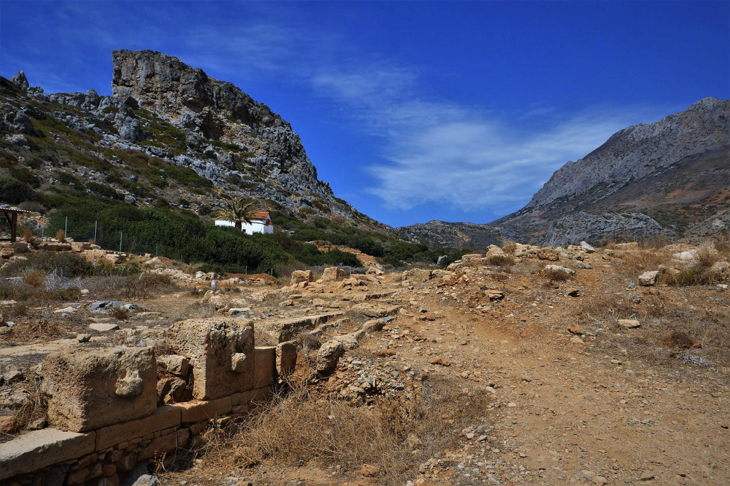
397;98;730;248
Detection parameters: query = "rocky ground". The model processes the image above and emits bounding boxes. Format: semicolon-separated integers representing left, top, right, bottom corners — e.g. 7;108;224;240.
1;241;729;485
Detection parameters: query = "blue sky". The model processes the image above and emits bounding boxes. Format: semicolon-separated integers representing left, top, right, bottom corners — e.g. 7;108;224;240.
1;1;728;227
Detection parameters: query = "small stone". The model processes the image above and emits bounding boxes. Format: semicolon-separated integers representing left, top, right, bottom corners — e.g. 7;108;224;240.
570;336;584;344
77;333;92;343
592;476;608;485
567;323;583;335
567;288;580;297
89;323;120;332
361;464;380;477
618;319;641;329
638;271;659;286
639;471;655;481
0;415;18;434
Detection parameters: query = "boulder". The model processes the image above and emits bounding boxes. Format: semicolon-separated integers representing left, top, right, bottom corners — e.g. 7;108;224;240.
40;347;157;432
638;270;660;286
580;241;596;253
317;340;345;375
321;266;346;282
290;270;313;285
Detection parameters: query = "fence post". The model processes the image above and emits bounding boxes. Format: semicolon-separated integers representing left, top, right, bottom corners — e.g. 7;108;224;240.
64;216;68;238
41;215;45;238
94;221;97;244
119;232;123;252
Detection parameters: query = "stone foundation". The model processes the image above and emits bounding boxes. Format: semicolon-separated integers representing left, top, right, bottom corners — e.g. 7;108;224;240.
0;317;286;486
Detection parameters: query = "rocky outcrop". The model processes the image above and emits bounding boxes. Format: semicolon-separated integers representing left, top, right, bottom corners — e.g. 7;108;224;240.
109;50;341;210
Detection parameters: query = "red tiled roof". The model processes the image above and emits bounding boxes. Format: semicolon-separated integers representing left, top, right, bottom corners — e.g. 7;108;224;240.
251;212;270;219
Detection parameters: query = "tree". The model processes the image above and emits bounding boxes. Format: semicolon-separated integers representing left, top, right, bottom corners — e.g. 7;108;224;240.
213;197;262;231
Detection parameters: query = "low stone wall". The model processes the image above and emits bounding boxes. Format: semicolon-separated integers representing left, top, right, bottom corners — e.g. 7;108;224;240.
0;317;295;486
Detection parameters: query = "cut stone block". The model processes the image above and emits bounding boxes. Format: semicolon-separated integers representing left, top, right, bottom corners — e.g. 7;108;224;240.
138;428;190;461
41;347;157;432
276;341;298;378
95;405;181;451
0;428;96;480
172;397;232;423
320;266;346;282
254;347;276;389
259;312;344;343
166;317;254;400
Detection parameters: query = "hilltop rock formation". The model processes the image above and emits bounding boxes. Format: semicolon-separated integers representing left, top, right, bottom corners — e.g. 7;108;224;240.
110;49;342;213
494;98;730;245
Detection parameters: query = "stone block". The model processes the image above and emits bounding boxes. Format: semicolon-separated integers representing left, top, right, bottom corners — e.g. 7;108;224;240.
0;429;95;480
138;428;190;461
276;341;298;378
166;318;254;400
259;312;344;343
172;397;232;423
320;266;346;282
95;405;181;451
254;347;276;389
230;386;273;407
290;270;313;285
41;347;157;432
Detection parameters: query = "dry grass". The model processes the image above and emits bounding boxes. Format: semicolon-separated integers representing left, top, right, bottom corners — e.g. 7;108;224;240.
21;228;33;243
575;286;730;369
543;268;571;282
486;254;515;268
21;271;45;288
201;377;491;484
501;239;518;255
112;307;130;320
55;229;65;242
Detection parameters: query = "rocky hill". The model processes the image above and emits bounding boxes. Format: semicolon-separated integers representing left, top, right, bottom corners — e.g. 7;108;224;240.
494;98;730;246
0;50;381;229
393;220;502;250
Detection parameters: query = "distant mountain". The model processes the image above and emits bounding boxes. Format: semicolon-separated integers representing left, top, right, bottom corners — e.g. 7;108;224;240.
0;50;382;230
393;220;502;250
494;98;730;246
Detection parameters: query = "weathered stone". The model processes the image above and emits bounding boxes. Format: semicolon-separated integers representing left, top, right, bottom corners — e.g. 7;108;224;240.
638;270;659;286
290;270;313;285
405;268;432;283
0;429;96;480
0;415;18;434
276;340;298;378
544;264;575;275
317;340;345;375
619;319;641;329
320;266;346;282
95;406;181;451
254;347;276;389
259;312;344;343
157;355;190;376
138;428;189;461
580;241;596;253
89;323;120;332
172;396;232;423
166;318;254;400
40;347;157;432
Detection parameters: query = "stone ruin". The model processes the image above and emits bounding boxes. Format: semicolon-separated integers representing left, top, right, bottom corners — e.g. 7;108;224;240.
0;317;297;486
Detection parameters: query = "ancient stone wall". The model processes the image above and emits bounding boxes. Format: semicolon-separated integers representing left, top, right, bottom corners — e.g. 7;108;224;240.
0;317;295;486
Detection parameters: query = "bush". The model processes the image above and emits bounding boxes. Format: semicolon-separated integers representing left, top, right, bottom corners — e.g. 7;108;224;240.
487;255;515;267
